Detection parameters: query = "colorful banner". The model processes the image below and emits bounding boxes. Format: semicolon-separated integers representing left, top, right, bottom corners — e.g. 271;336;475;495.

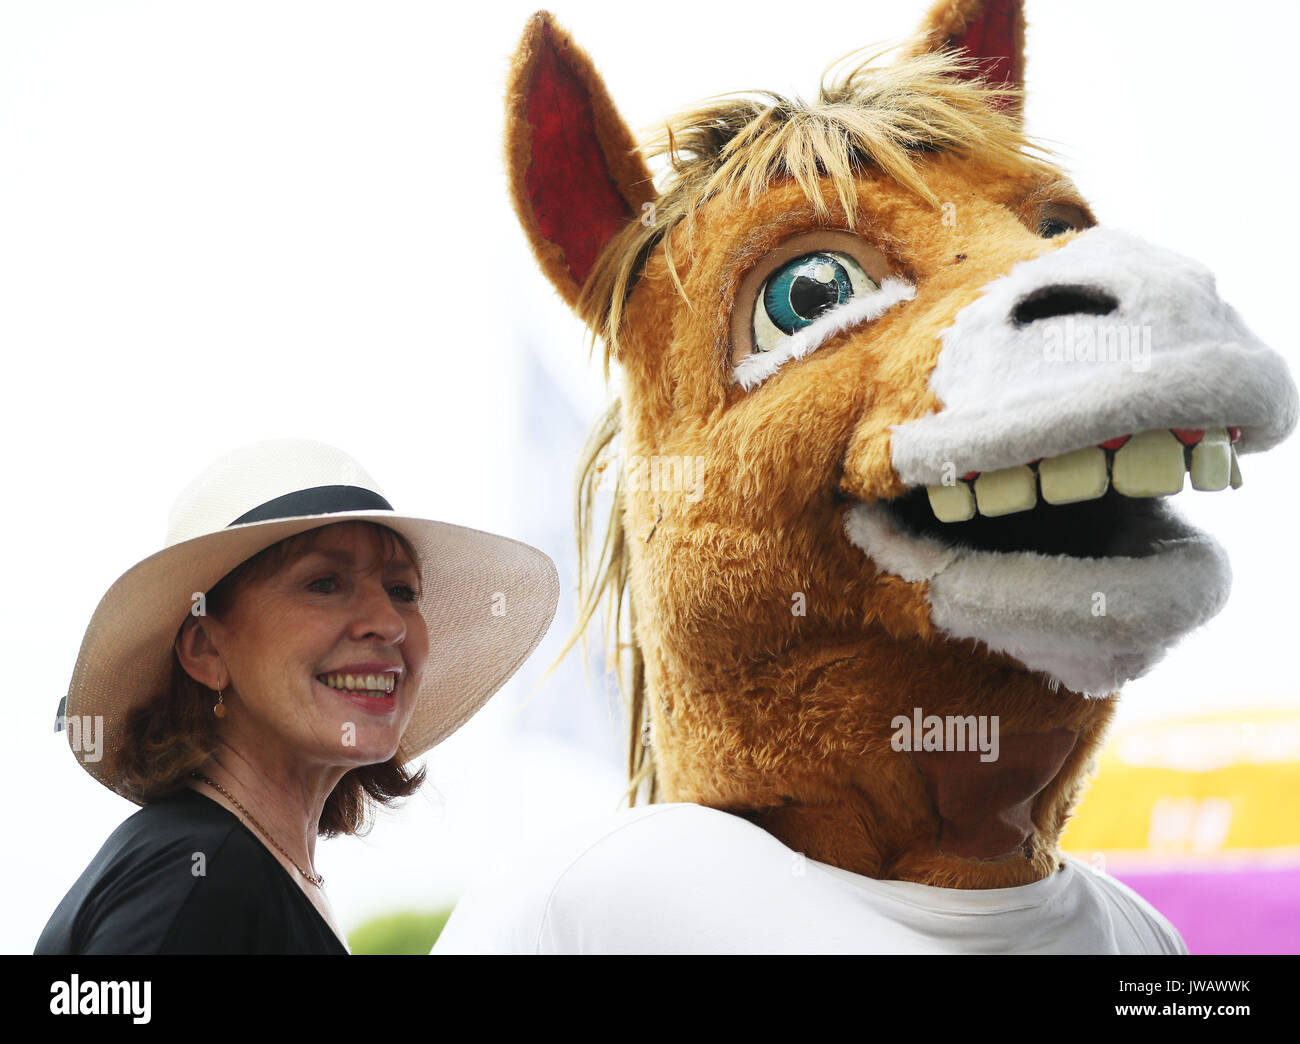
1061;710;1300;954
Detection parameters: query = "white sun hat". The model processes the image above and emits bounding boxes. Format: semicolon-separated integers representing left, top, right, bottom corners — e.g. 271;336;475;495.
57;438;560;801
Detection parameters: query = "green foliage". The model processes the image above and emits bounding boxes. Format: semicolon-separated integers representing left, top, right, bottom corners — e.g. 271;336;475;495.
348;907;454;955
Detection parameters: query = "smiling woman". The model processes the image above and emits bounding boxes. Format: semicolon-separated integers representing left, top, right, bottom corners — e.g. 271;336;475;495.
120;522;427;835
34;439;559;955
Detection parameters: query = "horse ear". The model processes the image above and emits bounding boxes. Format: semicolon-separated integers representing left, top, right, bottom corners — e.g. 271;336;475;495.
505;12;656;311
902;0;1026;119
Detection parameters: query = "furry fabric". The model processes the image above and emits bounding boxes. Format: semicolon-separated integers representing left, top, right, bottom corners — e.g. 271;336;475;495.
903;0;1026;116
850;223;1297;696
889;227;1299;485
504;13;655;307
846;496;1233;695
504;0;1297;891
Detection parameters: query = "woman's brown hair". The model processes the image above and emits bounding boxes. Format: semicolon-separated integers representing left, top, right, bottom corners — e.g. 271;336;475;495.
116;521;426;837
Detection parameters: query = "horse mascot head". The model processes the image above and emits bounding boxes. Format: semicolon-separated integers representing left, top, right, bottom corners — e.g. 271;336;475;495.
506;0;1297;888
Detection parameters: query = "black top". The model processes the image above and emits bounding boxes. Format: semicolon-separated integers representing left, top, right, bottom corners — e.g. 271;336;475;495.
34;787;348;955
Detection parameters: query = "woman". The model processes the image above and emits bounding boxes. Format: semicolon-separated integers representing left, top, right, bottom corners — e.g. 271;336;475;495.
35;438;558;954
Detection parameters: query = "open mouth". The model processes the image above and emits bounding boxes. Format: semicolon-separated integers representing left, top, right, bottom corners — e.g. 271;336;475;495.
883;426;1241;559
843;425;1238;697
848;228;1296;697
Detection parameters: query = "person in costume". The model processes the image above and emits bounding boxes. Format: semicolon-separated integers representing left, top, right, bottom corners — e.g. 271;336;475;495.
37;438;557;954
432;0;1298;954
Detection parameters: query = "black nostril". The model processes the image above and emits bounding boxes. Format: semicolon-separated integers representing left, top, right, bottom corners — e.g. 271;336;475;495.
1012;284;1119;326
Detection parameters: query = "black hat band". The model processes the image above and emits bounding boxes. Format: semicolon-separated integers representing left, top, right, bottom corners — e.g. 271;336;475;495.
228;485;394;527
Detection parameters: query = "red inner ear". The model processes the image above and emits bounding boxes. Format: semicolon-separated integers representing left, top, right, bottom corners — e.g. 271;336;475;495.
524;23;635;289
947;0;1020;93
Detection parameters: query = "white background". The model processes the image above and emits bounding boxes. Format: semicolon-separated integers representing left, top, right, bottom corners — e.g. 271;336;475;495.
1;0;1297;952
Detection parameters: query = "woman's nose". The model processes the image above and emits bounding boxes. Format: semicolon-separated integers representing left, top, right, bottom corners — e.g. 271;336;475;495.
349;578;407;644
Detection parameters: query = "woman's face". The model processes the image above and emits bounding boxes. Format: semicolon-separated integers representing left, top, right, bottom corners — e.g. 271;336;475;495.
196;523;429;771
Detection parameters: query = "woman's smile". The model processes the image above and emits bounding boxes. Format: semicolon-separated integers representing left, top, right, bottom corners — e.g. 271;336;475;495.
315;664;403;717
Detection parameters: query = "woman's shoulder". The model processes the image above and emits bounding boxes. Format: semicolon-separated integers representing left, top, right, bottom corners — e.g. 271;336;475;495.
87;787;275;884
34;787;289;954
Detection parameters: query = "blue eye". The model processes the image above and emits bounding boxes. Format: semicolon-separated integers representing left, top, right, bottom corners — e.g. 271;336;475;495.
752;250;877;353
763;254;854;333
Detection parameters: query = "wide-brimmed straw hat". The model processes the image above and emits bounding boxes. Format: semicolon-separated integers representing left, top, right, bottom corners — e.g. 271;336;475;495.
57;438;560;802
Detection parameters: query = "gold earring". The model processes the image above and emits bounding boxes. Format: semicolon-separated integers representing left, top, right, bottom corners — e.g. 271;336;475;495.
213;686;227;719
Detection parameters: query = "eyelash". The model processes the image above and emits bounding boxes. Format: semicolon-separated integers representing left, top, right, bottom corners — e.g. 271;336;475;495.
306;576;420;603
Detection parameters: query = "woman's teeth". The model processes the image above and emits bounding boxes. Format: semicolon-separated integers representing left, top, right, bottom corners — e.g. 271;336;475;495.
317;672;396;696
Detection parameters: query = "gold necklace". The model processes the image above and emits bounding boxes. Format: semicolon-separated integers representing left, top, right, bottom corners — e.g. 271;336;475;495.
191;772;324;887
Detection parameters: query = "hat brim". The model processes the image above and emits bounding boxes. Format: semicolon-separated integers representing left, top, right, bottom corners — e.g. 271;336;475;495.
62;510;560;801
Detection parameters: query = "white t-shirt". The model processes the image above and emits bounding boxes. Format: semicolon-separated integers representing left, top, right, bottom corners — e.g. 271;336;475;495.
432;802;1186;955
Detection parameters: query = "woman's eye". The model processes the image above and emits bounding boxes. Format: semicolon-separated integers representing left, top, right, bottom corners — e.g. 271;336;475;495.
388;584;419;603
753;251;877;354
307;576;338;593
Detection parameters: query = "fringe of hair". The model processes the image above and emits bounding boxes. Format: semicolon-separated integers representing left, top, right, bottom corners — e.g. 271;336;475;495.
577;48;1052;361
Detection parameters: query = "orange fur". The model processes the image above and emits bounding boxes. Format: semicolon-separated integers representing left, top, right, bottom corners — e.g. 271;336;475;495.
615;163;1113;886
509;4;1116;889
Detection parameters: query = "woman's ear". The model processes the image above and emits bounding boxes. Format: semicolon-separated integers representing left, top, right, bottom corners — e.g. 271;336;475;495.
504;11;656;313
175;616;227;692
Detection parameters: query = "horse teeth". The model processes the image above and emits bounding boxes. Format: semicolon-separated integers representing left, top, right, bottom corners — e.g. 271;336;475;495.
973;465;1036;517
926;481;976;522
1039;446;1108;505
1190;428;1231;490
921;425;1245;522
1112;429;1185;496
